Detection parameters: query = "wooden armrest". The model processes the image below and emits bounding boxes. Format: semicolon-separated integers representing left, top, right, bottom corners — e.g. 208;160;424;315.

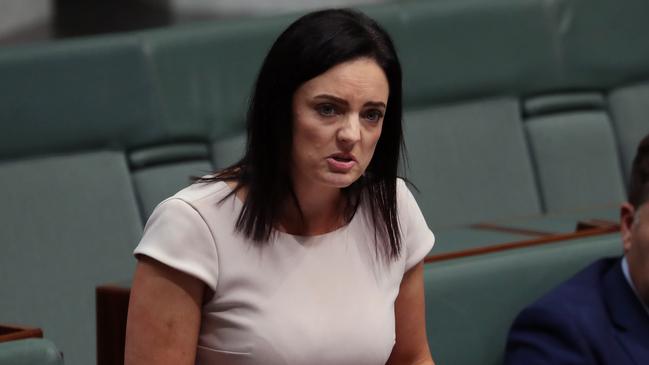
576;219;620;231
96;284;131;365
0;324;43;343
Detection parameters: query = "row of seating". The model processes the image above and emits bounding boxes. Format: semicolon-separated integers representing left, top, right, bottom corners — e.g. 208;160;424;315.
409;92;625;254
1;0;648;363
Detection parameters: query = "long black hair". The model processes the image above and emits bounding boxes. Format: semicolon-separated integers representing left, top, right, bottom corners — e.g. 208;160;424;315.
201;8;405;259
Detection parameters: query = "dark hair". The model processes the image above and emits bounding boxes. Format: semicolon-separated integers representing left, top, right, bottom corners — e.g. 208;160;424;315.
202;8;405;259
629;134;649;209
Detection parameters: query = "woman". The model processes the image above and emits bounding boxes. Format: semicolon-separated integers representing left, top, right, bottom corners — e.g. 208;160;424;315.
125;8;435;365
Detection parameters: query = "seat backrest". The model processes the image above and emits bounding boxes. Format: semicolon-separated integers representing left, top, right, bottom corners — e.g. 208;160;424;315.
403;97;541;227
141;15;294;139
0;36;162;160
523;92;627;213
129;143;214;220
424;233;622;365
0;151;142;365
364;0;559;107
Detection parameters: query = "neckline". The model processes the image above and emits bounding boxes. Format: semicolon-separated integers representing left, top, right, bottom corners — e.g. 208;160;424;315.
218;180;358;240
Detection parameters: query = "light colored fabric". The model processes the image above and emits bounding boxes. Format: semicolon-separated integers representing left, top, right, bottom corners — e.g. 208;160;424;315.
134;178;434;365
622;256;649;318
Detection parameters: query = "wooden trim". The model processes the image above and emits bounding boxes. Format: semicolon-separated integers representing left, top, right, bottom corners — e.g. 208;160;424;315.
471;222;554;236
584;219;618;227
425;225;619;264
96;284;131;365
576;219;620;231
0;324;43;343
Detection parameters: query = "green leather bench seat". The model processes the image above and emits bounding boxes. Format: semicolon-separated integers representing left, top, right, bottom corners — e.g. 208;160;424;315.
425;232;622;365
0;151;143;365
0;339;64;365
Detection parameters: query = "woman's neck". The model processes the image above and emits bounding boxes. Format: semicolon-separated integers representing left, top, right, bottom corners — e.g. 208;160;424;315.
280;183;346;236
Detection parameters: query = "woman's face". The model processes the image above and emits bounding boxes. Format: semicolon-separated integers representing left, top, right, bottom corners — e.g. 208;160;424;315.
291;57;389;191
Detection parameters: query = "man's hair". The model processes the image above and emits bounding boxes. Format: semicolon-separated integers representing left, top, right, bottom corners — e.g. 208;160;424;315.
628;134;649;209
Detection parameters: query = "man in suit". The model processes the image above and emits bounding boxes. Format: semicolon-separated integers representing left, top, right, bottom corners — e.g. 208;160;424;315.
504;134;649;365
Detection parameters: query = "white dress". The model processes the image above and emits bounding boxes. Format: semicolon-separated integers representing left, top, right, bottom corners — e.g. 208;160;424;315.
134;179;434;365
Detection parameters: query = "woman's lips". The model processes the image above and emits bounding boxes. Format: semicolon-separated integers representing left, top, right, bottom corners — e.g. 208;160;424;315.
326;157;356;172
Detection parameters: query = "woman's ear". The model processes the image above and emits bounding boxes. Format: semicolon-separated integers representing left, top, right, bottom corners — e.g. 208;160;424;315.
621;202;636;254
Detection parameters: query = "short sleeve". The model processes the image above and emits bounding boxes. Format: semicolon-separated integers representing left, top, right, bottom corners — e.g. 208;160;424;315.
134;198;219;291
398;179;435;271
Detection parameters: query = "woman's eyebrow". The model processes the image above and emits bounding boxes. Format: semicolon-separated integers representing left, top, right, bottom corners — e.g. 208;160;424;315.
313;94;349;106
365;101;386;109
313;94;386;108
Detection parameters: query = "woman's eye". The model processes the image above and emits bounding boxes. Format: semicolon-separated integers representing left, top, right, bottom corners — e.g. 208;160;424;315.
316;104;337;117
364;109;384;122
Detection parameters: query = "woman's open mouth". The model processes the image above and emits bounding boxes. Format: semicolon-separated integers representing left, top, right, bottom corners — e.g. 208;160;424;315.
327;154;356;172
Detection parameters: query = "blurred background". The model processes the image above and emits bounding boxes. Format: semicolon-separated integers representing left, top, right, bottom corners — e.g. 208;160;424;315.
0;0;388;46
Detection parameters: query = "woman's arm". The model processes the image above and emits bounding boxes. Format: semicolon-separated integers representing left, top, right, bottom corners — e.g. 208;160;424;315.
386;261;435;365
124;256;205;365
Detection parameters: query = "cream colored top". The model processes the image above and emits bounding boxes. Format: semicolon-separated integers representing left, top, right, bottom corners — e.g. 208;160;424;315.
134;179;434;365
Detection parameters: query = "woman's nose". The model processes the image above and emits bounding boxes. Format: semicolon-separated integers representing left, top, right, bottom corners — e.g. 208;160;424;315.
337;115;361;145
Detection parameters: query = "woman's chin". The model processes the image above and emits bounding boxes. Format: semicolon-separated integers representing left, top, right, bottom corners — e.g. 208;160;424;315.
319;171;362;189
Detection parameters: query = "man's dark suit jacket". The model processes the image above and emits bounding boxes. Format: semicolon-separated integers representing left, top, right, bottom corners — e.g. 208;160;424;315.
505;257;649;365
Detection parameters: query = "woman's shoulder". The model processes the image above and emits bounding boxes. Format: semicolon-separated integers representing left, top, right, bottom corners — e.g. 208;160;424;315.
396;177;408;191
395;177;415;206
170;177;235;208
145;178;239;232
